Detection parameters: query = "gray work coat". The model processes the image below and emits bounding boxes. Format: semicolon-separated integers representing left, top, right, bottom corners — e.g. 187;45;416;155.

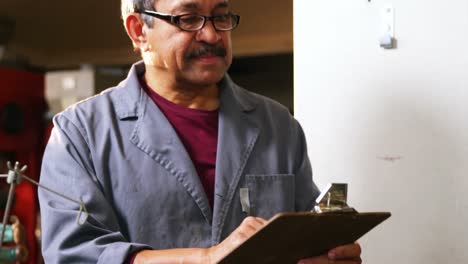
39;61;320;263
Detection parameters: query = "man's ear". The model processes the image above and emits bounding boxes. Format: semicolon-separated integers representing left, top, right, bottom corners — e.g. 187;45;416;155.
125;14;148;51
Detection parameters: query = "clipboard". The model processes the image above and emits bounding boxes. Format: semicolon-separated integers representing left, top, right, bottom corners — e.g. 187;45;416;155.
219;211;390;264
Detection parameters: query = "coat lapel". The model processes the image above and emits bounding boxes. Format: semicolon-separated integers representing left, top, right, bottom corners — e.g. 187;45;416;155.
113;63;259;240
117;63;213;224
211;77;259;244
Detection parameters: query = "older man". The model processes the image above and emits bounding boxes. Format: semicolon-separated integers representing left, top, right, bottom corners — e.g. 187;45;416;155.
38;0;361;263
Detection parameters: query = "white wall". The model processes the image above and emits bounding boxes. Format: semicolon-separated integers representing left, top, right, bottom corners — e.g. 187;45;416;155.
294;0;468;263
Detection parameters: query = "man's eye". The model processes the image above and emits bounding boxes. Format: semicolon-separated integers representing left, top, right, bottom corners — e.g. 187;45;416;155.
215;15;229;21
180;15;202;24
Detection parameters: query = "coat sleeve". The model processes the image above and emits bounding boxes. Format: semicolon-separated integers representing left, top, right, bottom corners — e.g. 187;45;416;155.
39;114;151;264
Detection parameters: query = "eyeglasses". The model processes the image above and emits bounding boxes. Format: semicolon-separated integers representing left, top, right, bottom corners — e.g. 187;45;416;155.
137;10;241;32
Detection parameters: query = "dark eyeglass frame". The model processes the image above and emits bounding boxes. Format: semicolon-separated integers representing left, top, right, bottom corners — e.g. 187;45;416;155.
136;10;241;32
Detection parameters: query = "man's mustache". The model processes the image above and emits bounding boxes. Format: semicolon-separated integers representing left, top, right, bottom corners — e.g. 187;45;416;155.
185;44;227;60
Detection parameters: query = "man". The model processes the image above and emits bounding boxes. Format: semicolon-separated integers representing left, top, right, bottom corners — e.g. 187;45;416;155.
39;0;362;263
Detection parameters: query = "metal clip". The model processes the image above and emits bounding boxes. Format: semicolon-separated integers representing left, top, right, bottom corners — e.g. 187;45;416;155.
313;183;357;213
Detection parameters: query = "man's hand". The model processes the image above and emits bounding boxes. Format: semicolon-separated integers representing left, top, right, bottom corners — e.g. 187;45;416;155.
207;216;268;263
298;243;362;264
134;218;360;264
132;217;268;264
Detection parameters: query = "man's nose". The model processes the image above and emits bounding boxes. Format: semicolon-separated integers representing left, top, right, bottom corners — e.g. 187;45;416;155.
195;21;221;44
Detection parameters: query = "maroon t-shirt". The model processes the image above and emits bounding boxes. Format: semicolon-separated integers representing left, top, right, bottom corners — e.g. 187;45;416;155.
142;81;218;208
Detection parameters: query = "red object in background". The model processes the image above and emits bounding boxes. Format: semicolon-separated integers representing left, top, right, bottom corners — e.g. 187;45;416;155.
0;67;47;264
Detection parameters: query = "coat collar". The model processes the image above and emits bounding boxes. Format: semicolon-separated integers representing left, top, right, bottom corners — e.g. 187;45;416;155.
111;61;257;120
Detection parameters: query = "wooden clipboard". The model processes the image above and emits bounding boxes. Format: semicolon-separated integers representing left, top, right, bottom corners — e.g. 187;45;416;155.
219;212;391;264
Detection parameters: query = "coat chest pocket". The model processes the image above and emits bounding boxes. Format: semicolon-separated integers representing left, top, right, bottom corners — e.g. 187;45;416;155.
245;174;295;219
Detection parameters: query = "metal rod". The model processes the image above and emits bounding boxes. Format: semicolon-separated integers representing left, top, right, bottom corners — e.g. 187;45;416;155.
0;182;16;247
21;174;88;224
0;161;89;239
21;175;83;206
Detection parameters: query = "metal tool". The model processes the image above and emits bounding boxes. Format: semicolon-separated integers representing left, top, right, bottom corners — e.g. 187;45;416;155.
0;161;89;248
313;183;357;213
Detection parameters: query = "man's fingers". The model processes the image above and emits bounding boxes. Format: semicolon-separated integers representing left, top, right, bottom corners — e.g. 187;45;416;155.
298;255;328;264
328;242;361;260
253;217;268;226
239;216;267;233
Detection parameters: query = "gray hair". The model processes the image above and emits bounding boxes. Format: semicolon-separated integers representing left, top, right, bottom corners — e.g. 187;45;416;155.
121;0;156;27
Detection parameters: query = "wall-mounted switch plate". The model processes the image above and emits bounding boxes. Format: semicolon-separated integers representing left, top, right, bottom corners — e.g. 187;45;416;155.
380;5;396;49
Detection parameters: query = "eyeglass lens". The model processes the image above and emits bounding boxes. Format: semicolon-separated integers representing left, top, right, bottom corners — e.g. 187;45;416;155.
178;14;237;31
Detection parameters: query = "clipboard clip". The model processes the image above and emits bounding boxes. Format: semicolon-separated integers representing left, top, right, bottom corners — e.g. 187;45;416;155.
313;183;357;213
